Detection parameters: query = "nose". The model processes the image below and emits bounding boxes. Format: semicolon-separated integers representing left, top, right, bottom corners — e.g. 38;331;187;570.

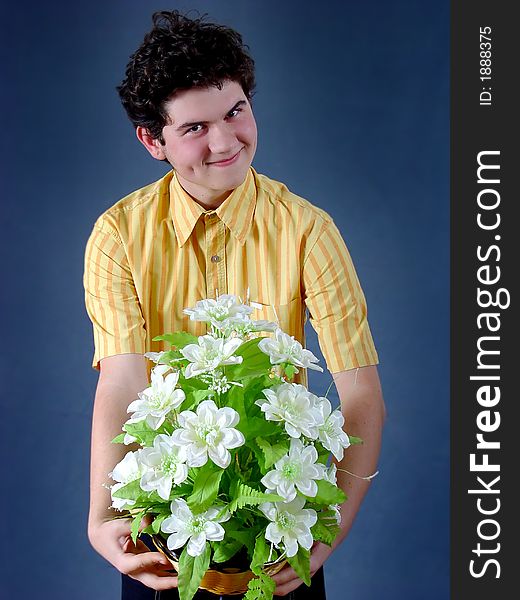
207;123;236;155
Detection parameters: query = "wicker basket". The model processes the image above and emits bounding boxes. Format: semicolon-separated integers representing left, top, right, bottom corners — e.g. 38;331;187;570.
152;535;286;595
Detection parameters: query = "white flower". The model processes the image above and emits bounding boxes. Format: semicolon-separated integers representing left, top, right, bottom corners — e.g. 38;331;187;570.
144;351;168;364
180;335;243;378
161;498;230;557
259;496;317;558
139;434;189;500
316;398;350;461
217;312;279;338
171;400;245;468
323;463;338;485
255;383;324;439
183;295;253;329
329;504;342;525
109;450;143;510
258;328;323;372
261;438;324;501
126;365;185;430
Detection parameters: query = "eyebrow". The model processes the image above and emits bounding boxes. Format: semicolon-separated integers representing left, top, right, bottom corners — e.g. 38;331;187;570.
175;100;247;132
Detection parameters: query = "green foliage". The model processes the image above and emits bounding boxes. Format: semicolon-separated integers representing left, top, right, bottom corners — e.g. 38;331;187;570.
310;479;347;505
123;421;160;446
244;572;276;600
228;482;283;513
283;363;298;381
110;433;126;444
251;535;270;576
151;513;169;534
182;388;213;412
228;338;272;378
112;479;158;504
178;544;211;600
211;538;243;563
311;510;341;545
130;509;147;545
243;417;279;440
287;546;311;586
255;437;289;470
348;435;363;445
153;331;198;348
186;463;224;513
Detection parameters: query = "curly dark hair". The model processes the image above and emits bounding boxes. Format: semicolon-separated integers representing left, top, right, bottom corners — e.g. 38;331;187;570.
117;10;256;143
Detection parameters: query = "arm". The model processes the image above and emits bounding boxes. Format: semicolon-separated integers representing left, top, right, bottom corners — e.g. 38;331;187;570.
87;353;179;591
271;365;385;596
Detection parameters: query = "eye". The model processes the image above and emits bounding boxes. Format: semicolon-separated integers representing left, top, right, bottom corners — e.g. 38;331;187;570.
186;124;204;134
227;107;243;118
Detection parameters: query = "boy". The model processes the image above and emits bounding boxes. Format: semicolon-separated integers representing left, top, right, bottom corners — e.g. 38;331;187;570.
84;10;385;599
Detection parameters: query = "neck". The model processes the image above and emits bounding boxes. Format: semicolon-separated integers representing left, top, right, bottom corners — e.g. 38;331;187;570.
176;174;232;210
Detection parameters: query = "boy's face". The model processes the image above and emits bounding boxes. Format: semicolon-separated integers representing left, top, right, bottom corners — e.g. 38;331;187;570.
139;80;257;208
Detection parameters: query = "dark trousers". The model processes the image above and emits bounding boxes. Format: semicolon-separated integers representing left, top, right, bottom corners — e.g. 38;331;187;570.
122;565;326;600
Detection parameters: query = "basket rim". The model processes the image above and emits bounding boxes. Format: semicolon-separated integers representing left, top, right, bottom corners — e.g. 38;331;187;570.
151;533;287;573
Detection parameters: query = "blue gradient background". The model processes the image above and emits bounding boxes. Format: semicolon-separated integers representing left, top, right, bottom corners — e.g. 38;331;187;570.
0;1;449;598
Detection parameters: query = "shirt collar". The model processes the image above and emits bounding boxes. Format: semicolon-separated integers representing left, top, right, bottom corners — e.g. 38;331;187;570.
169;168;257;248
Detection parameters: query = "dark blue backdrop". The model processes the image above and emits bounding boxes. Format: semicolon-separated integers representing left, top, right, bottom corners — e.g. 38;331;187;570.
0;1;449;598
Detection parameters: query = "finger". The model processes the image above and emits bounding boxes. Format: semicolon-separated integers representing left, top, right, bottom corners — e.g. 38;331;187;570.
134;572;179;591
271;565;298;585
274;578;304;597
119;550;172;575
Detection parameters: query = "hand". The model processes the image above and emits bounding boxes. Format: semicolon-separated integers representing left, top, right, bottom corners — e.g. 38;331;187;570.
271;542;333;597
88;517;179;591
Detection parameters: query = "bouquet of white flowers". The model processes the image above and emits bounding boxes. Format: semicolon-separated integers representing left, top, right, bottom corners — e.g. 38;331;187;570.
109;294;359;600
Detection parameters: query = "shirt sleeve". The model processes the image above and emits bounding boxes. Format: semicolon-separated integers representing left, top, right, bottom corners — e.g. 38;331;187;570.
303;219;379;373
83;222;147;370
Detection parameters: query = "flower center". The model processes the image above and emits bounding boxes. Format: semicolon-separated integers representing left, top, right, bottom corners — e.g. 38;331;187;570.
282;461;302;480
161;454;179;474
322;419;338;437
196;424;221;446
277;512;297;530
208;307;228;321
150;393;168;410
189;515;207;533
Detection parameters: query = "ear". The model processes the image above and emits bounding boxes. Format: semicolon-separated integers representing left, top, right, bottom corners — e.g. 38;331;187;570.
136;126;167;160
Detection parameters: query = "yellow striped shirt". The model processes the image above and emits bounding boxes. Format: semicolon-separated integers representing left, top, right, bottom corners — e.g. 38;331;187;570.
83;167;378;382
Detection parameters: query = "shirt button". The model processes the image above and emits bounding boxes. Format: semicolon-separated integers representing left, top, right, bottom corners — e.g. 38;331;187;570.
211;255;221;263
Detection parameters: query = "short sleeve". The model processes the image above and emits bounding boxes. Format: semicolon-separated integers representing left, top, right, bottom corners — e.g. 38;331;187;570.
83;223;146;370
303;220;378;373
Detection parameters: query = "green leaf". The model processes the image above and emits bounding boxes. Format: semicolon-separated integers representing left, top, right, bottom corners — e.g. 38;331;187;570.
177;544;211;600
255;438;289;470
311;514;340;546
186;463;224;512
287;546;311;586
111;433;126;444
228;483;283;513
211;538;243;563
130;510;147;545
227;527;256;548
244;572;276;600
226;385;246;422
251;535;270;576
283;363;298;381
228;338;272;379
243;417;279;440
111;479;144;501
309;479;347;505
153;331;198;348
123;421;159;446
152;513;169;534
182;388;213;412
348;435;363;445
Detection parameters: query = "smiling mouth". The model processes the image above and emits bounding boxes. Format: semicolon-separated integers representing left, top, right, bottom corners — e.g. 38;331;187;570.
207;148;243;166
